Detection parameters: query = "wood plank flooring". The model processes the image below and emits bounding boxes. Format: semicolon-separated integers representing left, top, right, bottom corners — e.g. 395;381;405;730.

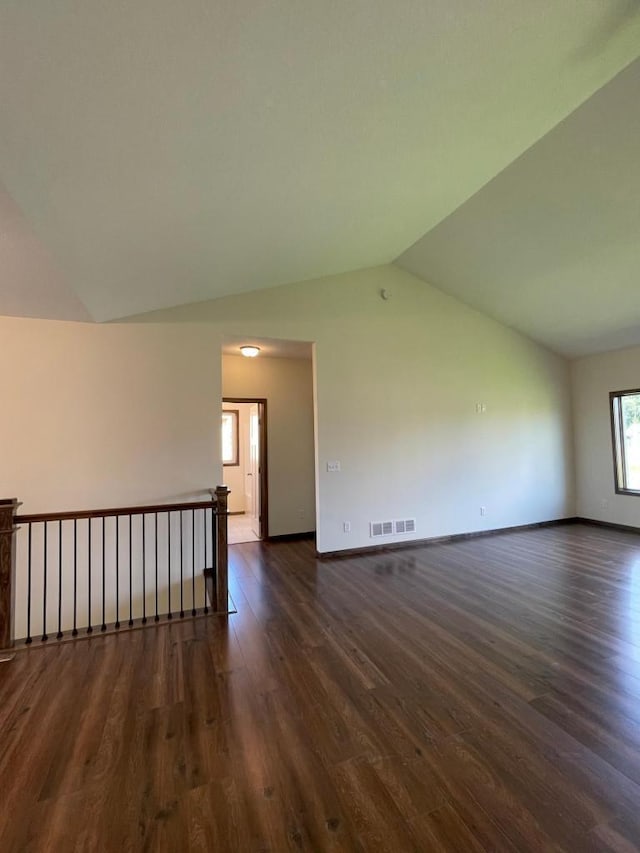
2;523;640;851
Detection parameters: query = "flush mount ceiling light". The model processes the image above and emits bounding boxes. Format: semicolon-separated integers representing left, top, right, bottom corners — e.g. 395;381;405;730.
240;345;261;358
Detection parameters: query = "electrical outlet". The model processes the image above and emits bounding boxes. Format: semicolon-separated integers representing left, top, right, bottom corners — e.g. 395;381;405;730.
480;506;486;516
343;521;351;533
326;461;341;472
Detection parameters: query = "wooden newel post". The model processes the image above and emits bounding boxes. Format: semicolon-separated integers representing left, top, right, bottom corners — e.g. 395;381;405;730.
215;486;230;612
0;499;20;651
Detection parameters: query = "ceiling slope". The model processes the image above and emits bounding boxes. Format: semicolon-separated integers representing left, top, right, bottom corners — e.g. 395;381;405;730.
1;1;639;321
396;57;640;358
0;184;91;322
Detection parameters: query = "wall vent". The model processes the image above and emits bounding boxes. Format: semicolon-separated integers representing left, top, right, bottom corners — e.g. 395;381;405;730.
370;520;394;538
370;519;416;538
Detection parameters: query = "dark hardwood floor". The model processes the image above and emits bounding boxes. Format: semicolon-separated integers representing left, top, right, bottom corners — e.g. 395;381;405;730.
2;523;640;851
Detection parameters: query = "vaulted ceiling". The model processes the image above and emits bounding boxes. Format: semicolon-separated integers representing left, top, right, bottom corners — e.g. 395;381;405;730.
0;2;639;354
397;57;640;357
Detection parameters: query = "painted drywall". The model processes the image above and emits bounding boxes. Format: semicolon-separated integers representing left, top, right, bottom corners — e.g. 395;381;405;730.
4;3;639;321
572;345;640;526
0;317;221;510
397;59;640;360
127;264;575;552
222;402;249;513
0;316;222;637
222;355;316;537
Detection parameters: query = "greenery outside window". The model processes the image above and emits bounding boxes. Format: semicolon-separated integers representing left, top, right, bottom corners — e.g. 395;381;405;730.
610;390;640;494
222;409;239;466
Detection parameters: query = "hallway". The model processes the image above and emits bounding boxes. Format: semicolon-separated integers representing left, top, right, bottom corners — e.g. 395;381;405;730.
228;513;260;545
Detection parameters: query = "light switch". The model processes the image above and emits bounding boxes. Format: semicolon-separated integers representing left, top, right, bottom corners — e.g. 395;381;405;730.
326;461;341;472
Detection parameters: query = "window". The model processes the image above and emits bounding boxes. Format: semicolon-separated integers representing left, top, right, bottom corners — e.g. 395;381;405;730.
222;409;239;466
610;390;640;494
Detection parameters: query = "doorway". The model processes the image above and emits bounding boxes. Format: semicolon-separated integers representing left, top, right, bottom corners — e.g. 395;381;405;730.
222;398;268;544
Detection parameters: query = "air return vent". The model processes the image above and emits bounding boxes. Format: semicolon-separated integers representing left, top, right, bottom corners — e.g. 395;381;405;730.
370;520;394;538
370;519;416;538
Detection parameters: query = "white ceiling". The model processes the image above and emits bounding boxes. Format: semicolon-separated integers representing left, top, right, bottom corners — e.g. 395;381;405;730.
1;2;640;331
396;58;640;358
0;182;90;322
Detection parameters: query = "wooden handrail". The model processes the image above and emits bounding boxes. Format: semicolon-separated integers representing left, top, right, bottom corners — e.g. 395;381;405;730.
1;486;232;650
213;486;229;611
0;499;20;651
16;498;223;525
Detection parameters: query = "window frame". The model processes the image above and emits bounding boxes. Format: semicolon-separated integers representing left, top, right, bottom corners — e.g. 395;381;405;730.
609;388;640;496
222;409;240;467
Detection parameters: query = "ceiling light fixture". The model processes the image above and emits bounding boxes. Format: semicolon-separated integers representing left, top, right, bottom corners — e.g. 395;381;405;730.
240;345;261;358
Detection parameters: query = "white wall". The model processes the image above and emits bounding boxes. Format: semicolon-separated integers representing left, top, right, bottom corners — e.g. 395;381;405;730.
129;264;575;552
222;355;316;537
572;345;640;526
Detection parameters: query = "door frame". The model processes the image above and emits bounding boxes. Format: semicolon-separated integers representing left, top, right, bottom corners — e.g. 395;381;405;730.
222;397;268;539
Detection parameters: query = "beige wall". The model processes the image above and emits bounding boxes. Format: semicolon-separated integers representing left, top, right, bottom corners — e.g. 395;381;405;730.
0;264;575;558
222;355;316;537
0;317;221;512
572;345;640;525
129;264;575;552
0;317;222;637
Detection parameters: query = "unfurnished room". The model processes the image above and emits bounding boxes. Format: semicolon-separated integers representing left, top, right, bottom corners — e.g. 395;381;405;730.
1;2;640;851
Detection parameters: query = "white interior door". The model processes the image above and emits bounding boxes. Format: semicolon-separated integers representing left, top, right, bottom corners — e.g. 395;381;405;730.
249;403;261;537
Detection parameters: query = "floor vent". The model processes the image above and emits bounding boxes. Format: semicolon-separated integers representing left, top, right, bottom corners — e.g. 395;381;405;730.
395;518;416;535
